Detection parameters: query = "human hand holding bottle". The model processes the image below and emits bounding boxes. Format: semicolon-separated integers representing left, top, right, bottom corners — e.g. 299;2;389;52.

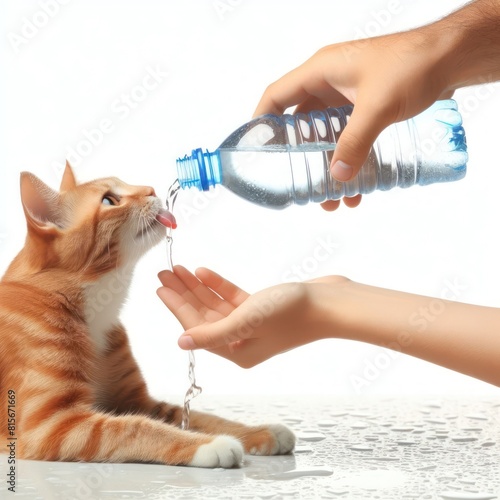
254;31;453;211
254;0;500;211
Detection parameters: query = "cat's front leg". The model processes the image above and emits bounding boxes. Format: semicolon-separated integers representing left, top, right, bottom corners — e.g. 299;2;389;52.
99;326;294;456
20;406;244;468
128;400;295;457
98;325;184;422
162;408;296;457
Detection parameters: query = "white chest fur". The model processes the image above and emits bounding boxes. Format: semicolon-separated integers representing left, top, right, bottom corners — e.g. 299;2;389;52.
83;266;133;354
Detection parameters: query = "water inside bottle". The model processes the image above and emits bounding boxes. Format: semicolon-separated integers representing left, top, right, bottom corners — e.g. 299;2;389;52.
220;147;374;207
165;179;202;431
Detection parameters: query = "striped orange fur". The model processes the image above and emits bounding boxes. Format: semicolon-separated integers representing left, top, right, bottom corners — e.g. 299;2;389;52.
0;163;295;468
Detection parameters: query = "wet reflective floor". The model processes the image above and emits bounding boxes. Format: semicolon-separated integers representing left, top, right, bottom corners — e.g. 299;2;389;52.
1;396;499;499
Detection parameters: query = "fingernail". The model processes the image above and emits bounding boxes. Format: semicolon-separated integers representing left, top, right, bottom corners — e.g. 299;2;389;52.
331;160;353;181
178;335;196;350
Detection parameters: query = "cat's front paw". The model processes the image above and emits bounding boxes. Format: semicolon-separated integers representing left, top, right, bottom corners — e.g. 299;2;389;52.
244;424;296;456
268;424;296;455
189;435;244;468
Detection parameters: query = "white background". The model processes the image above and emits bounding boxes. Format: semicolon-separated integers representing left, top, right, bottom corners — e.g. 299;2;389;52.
1;0;499;399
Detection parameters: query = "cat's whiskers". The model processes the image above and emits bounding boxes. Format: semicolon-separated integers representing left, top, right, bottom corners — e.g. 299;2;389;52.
138;215;152;244
132;211;142;241
134;205;162;249
143;219;153;248
143;216;158;249
139;217;149;246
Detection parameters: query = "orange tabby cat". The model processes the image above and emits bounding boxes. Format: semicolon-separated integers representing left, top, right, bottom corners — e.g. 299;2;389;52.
0;163;295;467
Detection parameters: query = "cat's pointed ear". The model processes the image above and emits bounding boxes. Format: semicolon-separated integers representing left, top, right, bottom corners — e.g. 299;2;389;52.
20;172;61;236
60;161;77;192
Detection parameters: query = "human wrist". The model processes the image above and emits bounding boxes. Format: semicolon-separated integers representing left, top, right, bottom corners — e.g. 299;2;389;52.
429;0;500;89
314;280;421;348
304;277;361;342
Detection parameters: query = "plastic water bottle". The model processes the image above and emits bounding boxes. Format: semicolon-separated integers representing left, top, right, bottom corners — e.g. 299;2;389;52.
176;99;467;209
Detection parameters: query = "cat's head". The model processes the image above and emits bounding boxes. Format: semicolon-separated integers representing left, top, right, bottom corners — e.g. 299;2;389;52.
12;163;175;280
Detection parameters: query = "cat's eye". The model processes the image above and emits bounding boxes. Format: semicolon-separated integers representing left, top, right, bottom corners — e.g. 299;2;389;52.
102;194;120;206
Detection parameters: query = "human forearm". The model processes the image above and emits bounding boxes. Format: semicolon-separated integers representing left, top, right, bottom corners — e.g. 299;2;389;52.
160;268;500;381
321;280;500;386
428;0;500;89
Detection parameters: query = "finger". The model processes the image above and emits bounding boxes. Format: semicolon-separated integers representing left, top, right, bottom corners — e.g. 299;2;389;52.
253;54;344;117
178;334;251;367
178;316;243;351
343;194;362;208
156;286;205;329
253;67;312;117
294;97;329;114
195;267;249;307
158;267;223;317
330;102;393;181
294;94;352;115
158;269;181;288
173;265;235;315
158;269;193;296
320;200;341;212
157;269;171;286
179;322;273;368
158;267;201;299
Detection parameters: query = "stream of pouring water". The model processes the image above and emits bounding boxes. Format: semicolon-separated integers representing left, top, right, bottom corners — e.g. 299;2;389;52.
165;179;202;431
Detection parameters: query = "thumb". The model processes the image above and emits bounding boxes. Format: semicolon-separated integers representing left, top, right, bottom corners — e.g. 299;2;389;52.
178;318;241;351
331;104;392;181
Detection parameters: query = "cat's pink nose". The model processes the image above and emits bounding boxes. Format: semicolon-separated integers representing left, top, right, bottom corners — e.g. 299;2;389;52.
144;186;156;197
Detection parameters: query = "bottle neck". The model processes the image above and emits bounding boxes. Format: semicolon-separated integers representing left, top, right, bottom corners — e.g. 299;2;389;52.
176;148;222;191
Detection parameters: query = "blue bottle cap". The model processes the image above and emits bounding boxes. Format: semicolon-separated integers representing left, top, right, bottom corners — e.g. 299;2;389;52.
176;148;222;191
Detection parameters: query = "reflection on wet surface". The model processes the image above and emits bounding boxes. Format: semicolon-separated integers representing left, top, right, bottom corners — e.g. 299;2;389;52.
1;396;499;499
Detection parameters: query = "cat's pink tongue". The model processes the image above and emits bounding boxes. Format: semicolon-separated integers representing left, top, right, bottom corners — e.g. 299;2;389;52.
156;209;177;229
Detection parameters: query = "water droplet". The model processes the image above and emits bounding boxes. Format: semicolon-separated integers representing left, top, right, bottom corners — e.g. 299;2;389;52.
424;418;448;425
269;467;334;480
317;419;337;428
294;445;314;454
423;400;443;408
480;441;496;447
282;416;303;424
466;414;489;421
348;444;374;452
458;478;477;485
297;432;326;442
438;492;497;500
451;436;479;443
350;421;370;429
326;489;350;496
418;464;438;471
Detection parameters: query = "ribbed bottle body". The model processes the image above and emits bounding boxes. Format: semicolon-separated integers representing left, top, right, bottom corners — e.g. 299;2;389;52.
176;100;467;209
